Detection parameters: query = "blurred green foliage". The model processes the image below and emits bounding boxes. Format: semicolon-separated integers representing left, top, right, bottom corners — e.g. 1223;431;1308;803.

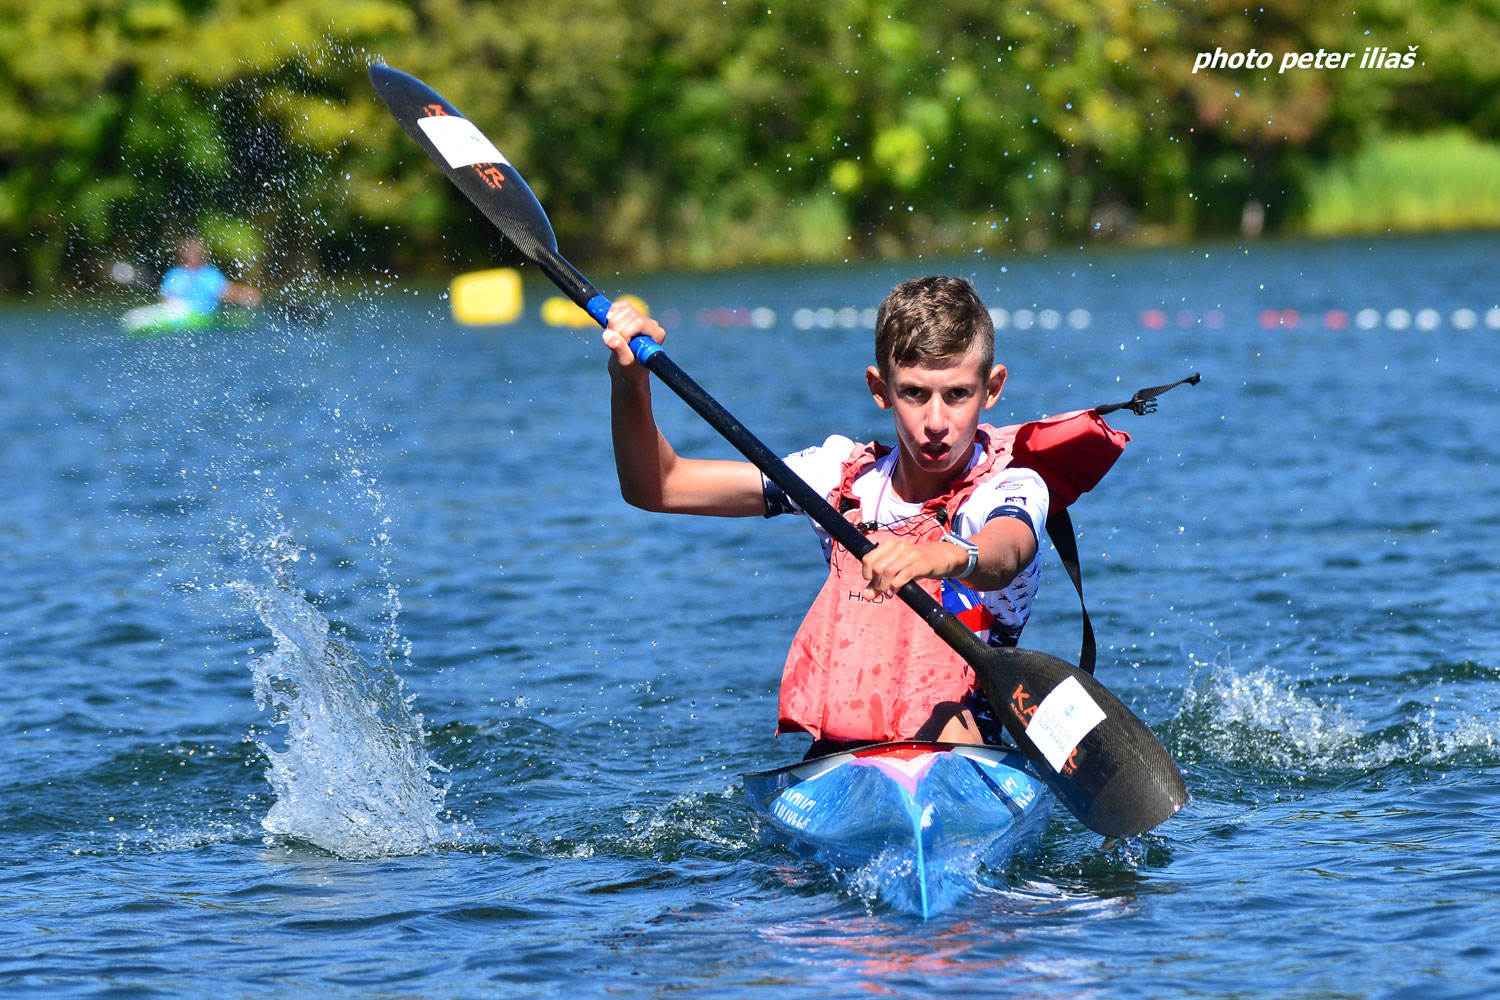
1;0;1498;294
1302;131;1500;233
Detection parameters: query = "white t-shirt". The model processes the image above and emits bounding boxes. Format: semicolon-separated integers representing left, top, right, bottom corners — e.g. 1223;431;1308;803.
766;435;1050;645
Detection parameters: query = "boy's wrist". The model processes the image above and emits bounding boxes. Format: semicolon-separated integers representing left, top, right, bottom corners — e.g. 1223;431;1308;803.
938;533;979;579
609;362;651;394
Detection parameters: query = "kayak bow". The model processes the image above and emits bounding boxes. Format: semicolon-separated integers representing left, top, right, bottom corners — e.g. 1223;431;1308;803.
744;742;1053;917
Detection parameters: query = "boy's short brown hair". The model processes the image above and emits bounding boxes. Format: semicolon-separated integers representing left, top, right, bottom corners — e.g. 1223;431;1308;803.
874;276;995;376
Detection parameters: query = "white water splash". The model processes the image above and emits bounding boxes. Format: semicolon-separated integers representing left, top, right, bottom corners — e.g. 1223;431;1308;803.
1349;708;1500;771
849;845;983;918
1178;634;1363;768
234;532;451;859
1177;634;1500;772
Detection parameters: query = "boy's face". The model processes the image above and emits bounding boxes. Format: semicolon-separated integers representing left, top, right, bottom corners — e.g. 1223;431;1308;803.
178;238;206;269
865;343;1007;482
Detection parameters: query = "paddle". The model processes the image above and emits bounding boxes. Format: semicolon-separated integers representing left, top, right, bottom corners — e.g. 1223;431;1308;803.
369;64;1188;838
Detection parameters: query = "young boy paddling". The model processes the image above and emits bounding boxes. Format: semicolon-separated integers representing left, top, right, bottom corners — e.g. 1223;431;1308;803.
603;276;1050;757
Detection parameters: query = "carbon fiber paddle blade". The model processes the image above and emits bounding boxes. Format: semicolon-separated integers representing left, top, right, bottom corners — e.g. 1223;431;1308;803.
973;646;1188;838
368;64;556;261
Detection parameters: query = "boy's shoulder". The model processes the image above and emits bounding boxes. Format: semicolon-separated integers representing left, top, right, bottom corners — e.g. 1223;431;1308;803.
780;434;862;508
787;433;858;463
784;433;863;477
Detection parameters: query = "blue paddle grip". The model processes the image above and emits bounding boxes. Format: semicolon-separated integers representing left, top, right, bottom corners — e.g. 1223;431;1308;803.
587;292;660;363
630;335;661;363
585;294;611;326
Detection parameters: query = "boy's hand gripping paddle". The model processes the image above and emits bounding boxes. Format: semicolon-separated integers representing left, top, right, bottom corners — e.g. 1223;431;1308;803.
369;64;1188;838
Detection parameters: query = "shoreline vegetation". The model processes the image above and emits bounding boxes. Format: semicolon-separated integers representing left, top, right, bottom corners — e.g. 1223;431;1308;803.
3;1;1499;297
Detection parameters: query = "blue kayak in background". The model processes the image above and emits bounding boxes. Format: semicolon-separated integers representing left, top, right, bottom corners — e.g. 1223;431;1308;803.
743;741;1054;917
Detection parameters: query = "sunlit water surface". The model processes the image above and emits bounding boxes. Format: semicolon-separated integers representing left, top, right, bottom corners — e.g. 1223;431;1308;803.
3;233;1499;998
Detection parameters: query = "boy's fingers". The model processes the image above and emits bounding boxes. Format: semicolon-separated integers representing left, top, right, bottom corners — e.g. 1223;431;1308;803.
602;331;640;378
605;301;667;347
861;542;943;596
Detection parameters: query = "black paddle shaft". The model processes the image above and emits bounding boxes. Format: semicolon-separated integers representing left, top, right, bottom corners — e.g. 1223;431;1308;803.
368;63;1188;837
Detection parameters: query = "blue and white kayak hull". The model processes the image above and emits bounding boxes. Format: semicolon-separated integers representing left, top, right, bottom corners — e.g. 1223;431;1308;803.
744;741;1053;917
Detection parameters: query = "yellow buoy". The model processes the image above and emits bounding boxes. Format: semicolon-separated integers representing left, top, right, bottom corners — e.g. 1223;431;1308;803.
541;294;648;328
450;268;523;325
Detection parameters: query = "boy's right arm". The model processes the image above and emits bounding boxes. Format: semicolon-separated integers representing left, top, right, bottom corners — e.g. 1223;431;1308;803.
223;281;261;307
604;301;766;517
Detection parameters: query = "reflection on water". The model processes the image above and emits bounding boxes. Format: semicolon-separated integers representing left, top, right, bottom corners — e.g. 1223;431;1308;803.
758;900;1129;999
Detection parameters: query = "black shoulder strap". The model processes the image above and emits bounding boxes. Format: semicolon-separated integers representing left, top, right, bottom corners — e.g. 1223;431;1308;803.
1045;507;1097;674
1047;372;1199;675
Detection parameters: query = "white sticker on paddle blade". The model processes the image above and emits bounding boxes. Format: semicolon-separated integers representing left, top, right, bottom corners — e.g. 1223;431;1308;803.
416;115;509;169
1025;675;1106;772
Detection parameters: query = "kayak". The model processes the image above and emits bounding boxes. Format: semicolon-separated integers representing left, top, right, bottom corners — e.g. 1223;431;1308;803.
120;301;255;338
743;741;1053;917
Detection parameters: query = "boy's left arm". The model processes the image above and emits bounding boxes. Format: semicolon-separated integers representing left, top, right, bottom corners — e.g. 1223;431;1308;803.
859;517;1037;599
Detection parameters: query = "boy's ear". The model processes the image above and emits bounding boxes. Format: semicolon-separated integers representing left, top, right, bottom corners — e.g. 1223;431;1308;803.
866;365;893;410
984;363;1008;406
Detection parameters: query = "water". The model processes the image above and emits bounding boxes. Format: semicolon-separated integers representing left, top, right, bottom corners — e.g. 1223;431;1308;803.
3;233;1499;997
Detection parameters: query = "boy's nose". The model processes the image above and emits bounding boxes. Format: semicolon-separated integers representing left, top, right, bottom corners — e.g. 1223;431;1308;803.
923;399;948;431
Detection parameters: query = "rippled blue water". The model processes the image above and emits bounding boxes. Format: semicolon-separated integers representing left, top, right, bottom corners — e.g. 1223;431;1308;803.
4;233;1499;998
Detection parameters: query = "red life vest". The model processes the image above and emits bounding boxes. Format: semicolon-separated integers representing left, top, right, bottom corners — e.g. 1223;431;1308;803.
776;411;1129;744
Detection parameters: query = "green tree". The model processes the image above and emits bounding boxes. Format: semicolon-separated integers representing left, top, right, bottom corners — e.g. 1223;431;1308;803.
1;0;1498;295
